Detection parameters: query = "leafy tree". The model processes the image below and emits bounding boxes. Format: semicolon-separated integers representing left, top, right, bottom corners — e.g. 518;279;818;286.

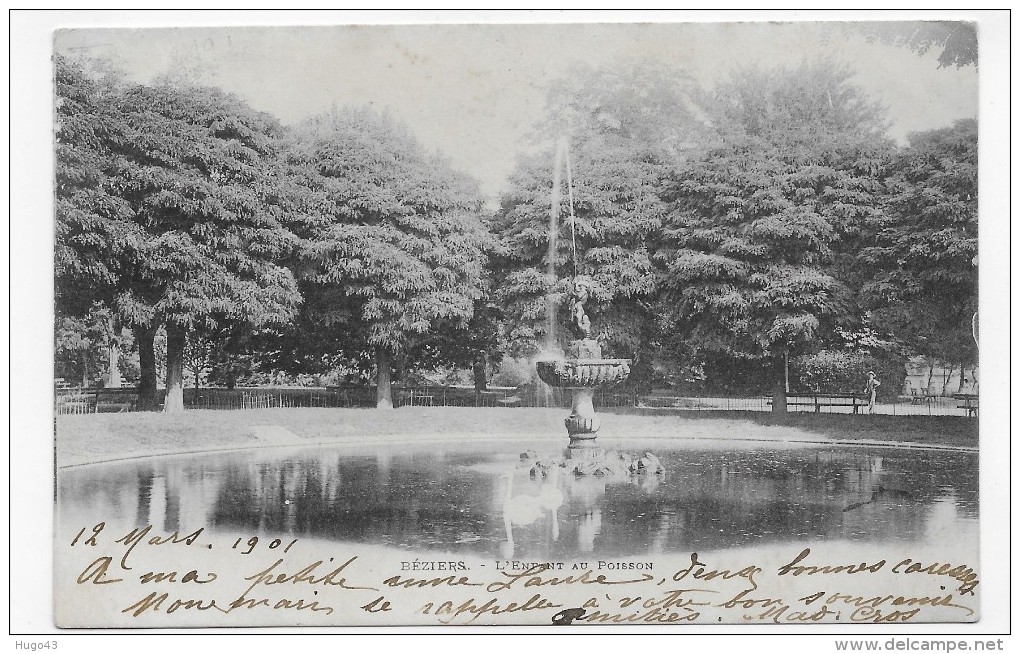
98;79;301;410
54;55;136;382
286;108;491;408
246;283;378;387
491;62;706;383
855;119;978;370
183;324;271;391
54;56;166;394
55;55;119;304
405;296;504;396
657;61;893;412
791;350;906;401
54;314;104;387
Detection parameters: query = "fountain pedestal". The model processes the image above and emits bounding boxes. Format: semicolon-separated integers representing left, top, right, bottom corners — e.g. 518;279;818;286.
536;339;630;454
565;387;599;443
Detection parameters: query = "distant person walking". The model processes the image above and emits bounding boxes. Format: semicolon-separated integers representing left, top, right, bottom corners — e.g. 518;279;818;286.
865;371;881;414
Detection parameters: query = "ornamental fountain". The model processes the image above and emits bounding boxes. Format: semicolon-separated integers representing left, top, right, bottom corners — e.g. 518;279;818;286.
535;276;631;456
529;137;661;478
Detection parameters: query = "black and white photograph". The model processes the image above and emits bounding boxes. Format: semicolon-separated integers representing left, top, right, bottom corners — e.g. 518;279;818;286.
9;9;1011;642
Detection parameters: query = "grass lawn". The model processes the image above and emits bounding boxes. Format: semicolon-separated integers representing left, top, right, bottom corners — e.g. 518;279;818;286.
605;407;979;447
55;406;978;467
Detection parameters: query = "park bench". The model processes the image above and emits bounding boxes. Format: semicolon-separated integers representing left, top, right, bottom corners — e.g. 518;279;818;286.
772;393;867;413
94;389;138;413
496;395;522;407
638;396;697;409
954;393;979;417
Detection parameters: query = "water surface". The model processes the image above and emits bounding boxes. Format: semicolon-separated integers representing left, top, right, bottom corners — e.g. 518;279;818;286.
58;438;978;560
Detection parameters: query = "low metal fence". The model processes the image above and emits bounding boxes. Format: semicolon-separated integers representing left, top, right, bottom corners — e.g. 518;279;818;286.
54;389;96;415
54;385;977;417
634;393;976;417
635;395;769;411
191;387;348;410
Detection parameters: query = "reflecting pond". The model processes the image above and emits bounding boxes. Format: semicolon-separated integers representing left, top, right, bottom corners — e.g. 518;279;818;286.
57;439;978;559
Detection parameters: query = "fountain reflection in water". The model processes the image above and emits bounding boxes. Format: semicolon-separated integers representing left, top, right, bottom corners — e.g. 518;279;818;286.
58;443;978;560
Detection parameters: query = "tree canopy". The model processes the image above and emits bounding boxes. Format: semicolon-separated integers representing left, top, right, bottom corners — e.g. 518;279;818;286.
845;21;978;69
55;55;135;318
656;61;894;407
110;81;300;330
285;108;492;406
856;119;978;366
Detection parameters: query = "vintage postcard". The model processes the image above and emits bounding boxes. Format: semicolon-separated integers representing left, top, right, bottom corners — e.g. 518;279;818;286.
26;13;1007;634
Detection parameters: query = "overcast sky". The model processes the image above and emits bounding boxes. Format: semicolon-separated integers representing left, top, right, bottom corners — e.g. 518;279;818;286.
54;21;979;200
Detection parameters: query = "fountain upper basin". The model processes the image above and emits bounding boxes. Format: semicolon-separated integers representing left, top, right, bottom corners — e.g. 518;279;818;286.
536;358;632;388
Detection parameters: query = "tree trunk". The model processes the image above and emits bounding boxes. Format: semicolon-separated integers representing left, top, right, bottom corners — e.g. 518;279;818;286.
136;325;158;410
771;357;787;414
941;363;954;397
376;346;393;409
135;469;154;524
473;352;487;405
225;359;236;390
164;324;187;413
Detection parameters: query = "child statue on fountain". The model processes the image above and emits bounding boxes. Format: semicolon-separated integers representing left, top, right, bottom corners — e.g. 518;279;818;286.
567;276;602;360
570;276;592;337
